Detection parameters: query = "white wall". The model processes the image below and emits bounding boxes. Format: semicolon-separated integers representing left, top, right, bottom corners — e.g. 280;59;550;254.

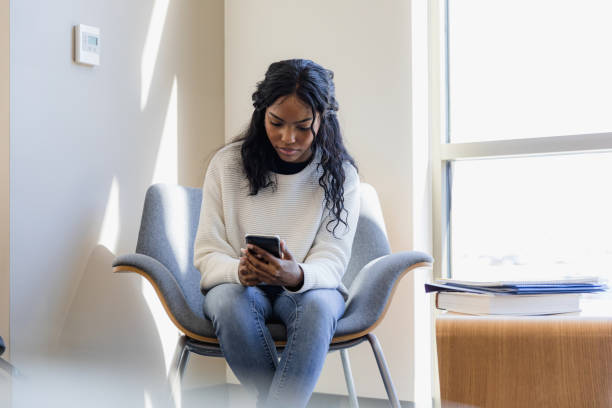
225;0;427;402
10;0;226;404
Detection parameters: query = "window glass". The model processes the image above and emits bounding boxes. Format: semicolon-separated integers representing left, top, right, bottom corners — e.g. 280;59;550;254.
449;0;612;142
450;152;612;281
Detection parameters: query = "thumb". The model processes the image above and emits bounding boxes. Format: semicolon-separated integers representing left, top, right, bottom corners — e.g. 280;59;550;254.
280;240;293;260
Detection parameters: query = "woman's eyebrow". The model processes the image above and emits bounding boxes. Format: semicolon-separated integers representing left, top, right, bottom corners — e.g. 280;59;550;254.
268;112;312;124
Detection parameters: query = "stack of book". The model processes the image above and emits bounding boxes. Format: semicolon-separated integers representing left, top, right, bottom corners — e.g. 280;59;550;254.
425;277;608;316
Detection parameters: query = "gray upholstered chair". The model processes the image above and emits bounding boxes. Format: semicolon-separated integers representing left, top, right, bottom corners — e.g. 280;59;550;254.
113;183;432;408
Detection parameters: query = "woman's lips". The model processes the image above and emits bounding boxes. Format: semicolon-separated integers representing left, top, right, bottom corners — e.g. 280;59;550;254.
278;147;299;155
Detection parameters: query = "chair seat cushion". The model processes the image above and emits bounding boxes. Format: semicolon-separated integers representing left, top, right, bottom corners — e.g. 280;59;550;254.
114;250;433;342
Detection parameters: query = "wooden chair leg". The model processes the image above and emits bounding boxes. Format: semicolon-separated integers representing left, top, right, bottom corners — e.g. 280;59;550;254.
340;349;359;408
366;333;401;408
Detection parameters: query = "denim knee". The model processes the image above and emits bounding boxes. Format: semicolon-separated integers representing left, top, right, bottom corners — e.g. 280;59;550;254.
278;289;344;340
204;284;243;320
304;295;341;335
204;283;267;326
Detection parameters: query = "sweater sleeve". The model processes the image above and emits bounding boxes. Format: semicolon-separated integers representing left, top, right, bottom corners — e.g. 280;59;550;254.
290;164;360;294
193;152;240;291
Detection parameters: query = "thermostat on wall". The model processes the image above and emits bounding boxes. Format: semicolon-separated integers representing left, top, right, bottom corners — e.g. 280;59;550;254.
74;24;100;66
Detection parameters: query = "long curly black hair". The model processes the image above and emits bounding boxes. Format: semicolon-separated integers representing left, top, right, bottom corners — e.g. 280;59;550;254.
235;59;357;237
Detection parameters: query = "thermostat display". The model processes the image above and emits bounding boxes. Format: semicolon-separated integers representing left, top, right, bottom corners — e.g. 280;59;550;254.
75;24;100;66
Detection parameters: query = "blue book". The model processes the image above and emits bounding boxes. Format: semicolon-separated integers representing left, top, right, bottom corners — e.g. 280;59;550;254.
425;276;608;295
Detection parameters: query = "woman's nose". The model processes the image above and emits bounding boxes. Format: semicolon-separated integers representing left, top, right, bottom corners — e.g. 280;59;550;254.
280;128;296;143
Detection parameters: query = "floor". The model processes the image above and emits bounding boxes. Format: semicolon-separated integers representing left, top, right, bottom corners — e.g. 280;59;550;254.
3;355;415;408
184;383;416;408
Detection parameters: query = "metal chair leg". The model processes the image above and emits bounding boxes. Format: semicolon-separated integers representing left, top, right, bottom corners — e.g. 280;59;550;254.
366;333;401;408
0;358;16;377
340;349;359;408
169;335;190;408
177;336;191;379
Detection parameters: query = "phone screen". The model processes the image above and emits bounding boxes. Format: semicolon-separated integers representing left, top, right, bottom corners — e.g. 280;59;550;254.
245;234;281;258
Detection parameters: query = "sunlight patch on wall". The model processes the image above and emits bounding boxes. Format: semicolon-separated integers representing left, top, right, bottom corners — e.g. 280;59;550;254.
141;0;170;110
152;76;177;184
142;74;181;382
141;279;179;376
98;177;120;254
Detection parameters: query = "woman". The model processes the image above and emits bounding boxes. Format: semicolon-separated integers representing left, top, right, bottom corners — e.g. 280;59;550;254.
193;59;360;408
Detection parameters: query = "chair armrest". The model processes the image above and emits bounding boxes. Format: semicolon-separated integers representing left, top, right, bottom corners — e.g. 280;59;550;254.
334;251;433;340
113;253;187;300
113;254;218;342
113;254;195;328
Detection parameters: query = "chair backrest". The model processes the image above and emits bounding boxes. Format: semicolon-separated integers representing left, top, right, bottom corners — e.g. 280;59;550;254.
136;184;204;316
135;182;391;303
342;183;391;288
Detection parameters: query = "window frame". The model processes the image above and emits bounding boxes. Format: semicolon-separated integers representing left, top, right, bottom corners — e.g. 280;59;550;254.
430;0;612;279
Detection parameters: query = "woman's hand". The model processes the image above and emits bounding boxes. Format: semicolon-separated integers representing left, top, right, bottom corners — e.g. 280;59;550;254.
242;241;304;290
238;255;261;286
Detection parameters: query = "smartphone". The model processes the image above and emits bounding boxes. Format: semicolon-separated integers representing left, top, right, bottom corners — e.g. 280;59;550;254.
245;234;281;258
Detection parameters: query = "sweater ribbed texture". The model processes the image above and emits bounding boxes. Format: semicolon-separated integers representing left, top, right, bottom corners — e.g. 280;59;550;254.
193;142;360;299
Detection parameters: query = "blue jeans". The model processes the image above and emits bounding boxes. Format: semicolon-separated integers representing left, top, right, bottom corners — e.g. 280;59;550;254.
203;284;345;408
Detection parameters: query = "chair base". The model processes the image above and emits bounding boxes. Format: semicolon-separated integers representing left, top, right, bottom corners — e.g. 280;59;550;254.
170;333;400;408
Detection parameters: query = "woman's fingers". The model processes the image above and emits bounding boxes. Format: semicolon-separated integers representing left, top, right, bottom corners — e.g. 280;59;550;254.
239;267;253;284
239;252;261;286
243;277;259;286
247;244;279;264
244;245;284;282
245;255;275;278
246;246;277;272
244;256;281;284
280;240;294;261
240;270;259;286
243;245;291;285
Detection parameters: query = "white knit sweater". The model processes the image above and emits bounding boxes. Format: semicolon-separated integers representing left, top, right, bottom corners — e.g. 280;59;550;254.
193;142;360;299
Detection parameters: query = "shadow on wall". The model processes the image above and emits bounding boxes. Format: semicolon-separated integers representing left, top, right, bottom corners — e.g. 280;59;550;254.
15;245;173;407
58;244;165;361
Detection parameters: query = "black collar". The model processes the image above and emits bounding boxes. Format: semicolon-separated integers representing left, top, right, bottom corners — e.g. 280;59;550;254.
271;151;314;175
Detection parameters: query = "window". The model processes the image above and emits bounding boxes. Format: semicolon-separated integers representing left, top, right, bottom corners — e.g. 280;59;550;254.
431;0;612;280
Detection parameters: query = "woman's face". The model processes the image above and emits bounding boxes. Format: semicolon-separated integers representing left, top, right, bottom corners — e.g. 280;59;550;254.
264;94;320;163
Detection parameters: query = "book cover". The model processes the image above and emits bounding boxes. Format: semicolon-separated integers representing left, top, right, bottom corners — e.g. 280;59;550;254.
435;292;582;316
